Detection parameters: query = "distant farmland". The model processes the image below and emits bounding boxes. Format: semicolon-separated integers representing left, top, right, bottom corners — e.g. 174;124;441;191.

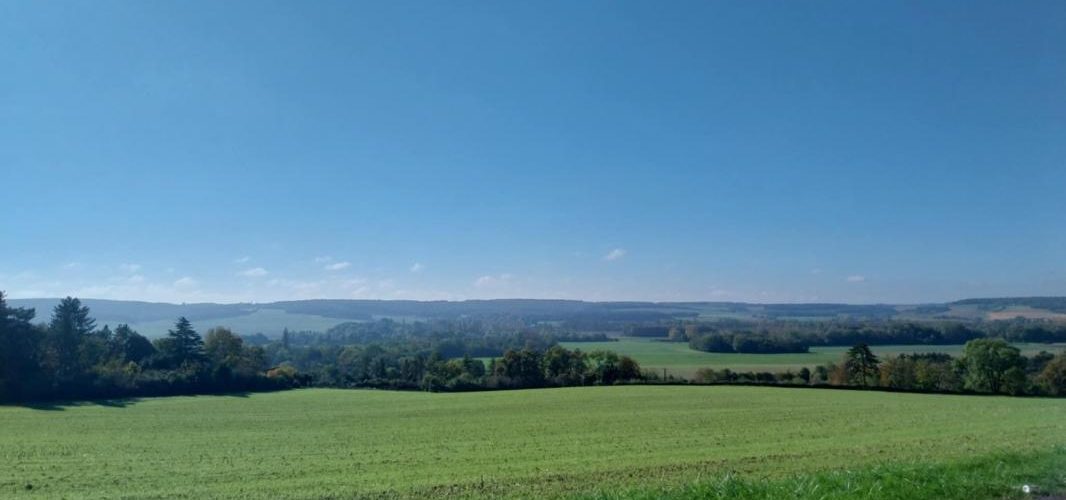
561;337;1066;377
10;297;1066;338
1;387;1063;498
122;308;351;337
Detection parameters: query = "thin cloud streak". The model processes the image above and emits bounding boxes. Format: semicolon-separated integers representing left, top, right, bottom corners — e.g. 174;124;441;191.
239;267;269;277
603;248;626;261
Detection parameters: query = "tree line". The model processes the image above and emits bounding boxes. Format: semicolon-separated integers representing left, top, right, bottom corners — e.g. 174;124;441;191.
658;318;1066;354
0;293;644;403
262;326;641;391
0;293;294;403
4;291;1063;403
277;320;612;353
692;339;1066;396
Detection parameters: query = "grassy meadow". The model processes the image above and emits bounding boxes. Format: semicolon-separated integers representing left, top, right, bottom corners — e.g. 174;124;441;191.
2;386;1064;498
561;337;1066;378
124;308;352;338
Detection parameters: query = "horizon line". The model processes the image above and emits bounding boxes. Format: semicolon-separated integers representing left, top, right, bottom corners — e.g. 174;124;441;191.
7;295;1063;307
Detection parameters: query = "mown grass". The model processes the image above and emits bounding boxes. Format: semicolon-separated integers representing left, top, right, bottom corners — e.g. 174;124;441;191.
561;337;1066;377
1;386;1063;498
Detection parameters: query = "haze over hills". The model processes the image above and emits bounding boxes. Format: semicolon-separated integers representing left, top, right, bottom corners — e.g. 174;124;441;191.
9;296;1066;338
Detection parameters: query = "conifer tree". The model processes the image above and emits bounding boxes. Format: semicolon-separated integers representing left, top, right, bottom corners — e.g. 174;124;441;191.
48;297;96;382
166;317;204;365
845;343;880;387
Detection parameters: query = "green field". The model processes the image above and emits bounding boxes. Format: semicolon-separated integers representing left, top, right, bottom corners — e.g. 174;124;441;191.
2;386;1064;498
561;338;1066;378
124;309;352;337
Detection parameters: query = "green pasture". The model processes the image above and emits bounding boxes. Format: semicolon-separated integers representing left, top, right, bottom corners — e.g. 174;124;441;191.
561;337;1066;378
1;386;1063;498
124;308;350;337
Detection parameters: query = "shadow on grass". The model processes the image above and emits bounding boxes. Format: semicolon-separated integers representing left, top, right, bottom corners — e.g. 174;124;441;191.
19;398;143;411
16;391;254;411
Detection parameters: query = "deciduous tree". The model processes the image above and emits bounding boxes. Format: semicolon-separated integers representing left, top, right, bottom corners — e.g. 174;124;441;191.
960;338;1025;394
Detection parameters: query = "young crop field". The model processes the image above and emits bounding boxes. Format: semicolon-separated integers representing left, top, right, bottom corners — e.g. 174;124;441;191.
560;337;1066;378
123;308;352;338
1;386;1064;498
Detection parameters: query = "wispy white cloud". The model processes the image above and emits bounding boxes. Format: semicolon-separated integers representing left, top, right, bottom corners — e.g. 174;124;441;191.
603;248;627;261
341;278;367;288
846;275;866;283
11;270;37;281
474;273;513;288
118;263;142;273
233;256;251;264
264;278;327;299
348;286;371;297
62;262;81;270
173;276;199;289
239;267;269;277
314;256;333;263
9;271;237;303
290;281;324;296
707;287;737;298
410;262;424;273
324;261;351;271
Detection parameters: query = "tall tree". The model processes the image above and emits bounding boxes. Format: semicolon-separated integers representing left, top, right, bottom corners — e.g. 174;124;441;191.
543;345;586;383
205;327;244;367
495;349;545;387
112;324;155;364
844;344;880;387
0;291;45;401
960;338;1025;394
49;297;96;336
165;317;205;366
1036;354;1066;396
47;297;96;384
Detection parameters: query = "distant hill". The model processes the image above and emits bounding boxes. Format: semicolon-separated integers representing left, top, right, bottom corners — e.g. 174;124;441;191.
951;296;1066;313
8;297;1066;338
6;298;254;324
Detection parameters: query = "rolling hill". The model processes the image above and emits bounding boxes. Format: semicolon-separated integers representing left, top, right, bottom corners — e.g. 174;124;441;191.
7;296;1066;338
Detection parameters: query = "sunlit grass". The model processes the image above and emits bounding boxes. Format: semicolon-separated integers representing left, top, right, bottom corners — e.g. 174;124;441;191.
1;386;1063;498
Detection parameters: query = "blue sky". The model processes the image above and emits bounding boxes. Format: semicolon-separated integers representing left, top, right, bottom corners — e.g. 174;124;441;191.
2;1;1064;304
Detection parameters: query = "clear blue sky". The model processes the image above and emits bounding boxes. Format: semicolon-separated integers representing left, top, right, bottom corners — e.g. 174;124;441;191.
2;1;1064;304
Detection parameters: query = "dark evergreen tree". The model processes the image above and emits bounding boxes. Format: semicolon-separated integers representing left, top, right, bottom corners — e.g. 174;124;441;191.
47;297;97;384
845;343;880;387
0;292;45;400
166;317;205;366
